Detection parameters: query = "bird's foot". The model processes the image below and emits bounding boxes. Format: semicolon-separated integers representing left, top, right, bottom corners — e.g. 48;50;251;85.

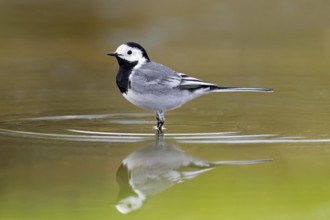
157;129;164;136
152;126;165;135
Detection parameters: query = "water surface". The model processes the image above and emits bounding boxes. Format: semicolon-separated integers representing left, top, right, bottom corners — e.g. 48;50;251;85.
1;1;330;219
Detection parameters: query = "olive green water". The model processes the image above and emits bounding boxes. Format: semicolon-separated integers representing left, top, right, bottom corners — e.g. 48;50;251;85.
1;1;330;219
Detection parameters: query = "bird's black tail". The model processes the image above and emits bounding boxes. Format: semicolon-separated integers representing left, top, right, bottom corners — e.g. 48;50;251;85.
214;86;273;93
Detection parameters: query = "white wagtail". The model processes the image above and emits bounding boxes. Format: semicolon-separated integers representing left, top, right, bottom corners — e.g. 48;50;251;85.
108;42;272;133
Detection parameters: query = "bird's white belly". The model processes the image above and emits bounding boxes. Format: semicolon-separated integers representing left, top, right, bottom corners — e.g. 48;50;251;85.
123;90;191;112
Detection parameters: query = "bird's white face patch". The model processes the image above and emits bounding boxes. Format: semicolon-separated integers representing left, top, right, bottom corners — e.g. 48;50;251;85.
115;44;147;64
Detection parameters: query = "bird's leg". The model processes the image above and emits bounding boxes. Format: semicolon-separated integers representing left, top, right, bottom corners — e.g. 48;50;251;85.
157;121;164;135
156;111;165;134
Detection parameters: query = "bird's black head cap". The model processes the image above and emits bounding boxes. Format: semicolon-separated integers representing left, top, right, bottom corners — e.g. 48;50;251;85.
125;42;150;61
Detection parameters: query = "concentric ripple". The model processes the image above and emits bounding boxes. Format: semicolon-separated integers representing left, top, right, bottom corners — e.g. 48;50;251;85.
0;113;330;144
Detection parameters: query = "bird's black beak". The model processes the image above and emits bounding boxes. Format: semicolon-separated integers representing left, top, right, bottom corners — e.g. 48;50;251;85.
107;52;118;57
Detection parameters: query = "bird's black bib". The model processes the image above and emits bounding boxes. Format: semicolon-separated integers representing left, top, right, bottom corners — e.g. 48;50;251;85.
115;59;138;94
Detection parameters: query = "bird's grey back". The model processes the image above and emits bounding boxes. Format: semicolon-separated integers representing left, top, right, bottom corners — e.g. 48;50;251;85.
130;61;181;94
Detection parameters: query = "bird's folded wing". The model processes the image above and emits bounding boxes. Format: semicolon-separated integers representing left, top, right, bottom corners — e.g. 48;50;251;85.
131;62;218;91
177;73;218;90
131;62;182;89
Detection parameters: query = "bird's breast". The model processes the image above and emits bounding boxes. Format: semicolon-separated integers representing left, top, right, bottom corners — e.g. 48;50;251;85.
116;68;132;94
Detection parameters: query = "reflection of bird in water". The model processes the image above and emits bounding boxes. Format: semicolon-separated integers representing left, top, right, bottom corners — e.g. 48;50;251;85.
115;136;271;214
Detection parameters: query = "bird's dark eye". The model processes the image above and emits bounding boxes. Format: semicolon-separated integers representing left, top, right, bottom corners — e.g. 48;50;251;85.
127;50;132;55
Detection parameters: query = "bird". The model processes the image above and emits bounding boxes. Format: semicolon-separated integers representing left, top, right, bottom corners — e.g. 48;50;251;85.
108;42;272;133
115;136;272;214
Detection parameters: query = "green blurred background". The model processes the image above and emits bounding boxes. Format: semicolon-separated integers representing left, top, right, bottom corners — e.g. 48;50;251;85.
1;1;330;220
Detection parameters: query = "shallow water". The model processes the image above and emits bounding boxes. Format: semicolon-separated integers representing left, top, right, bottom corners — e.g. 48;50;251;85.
1;1;330;219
